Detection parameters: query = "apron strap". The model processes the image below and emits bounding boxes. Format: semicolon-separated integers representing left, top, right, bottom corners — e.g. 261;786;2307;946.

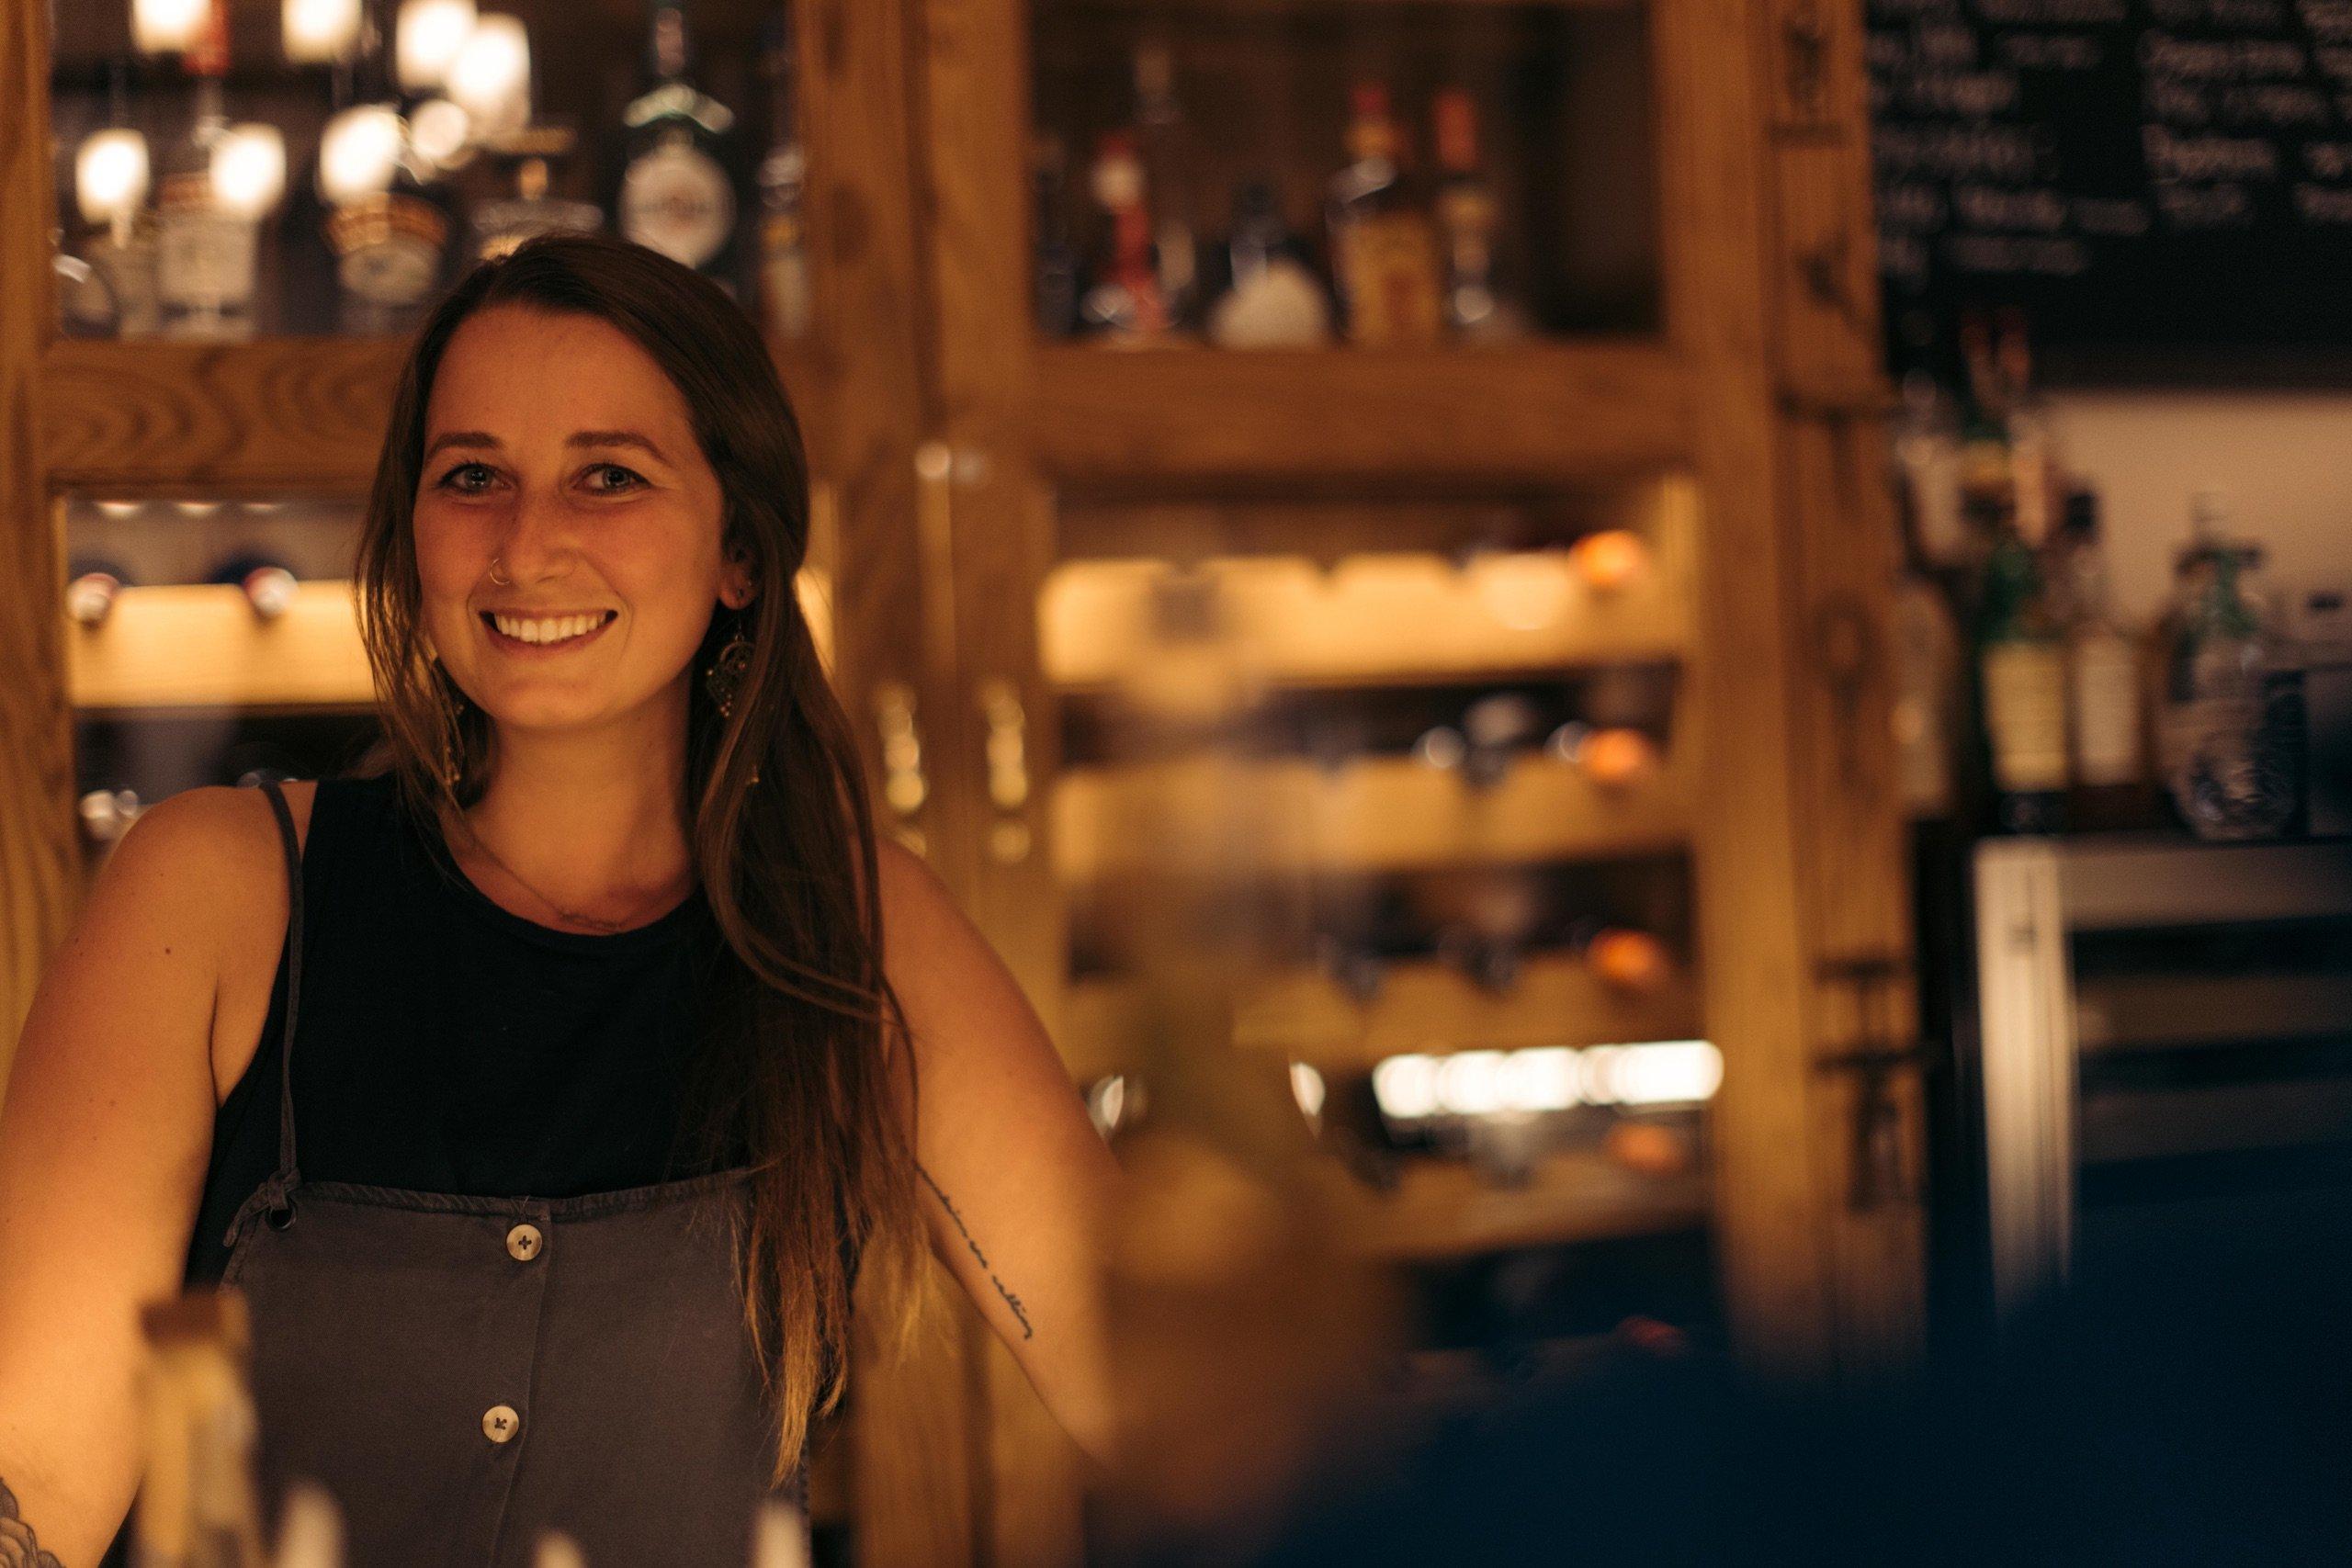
230;775;307;1242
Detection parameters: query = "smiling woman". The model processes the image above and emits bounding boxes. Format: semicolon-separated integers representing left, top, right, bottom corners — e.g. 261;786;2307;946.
0;235;1118;1568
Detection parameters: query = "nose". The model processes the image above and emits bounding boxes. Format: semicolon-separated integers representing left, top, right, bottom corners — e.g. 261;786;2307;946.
490;479;583;587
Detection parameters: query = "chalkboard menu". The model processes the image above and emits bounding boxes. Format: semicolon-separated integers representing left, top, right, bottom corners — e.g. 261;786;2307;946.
1867;0;2352;370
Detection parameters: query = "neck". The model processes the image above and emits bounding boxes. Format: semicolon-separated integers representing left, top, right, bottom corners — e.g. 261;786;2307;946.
448;697;698;927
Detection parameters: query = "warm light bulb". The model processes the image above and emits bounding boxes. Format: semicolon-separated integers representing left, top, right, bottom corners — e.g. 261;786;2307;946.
133;0;209;52
317;106;404;205
447;15;530;138
395;0;476;91
210;125;287;220
407;97;472;167
282;0;361;62
75;129;151;225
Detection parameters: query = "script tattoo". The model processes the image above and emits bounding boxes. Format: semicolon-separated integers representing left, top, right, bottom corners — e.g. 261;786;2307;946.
917;1163;1034;1340
0;1477;63;1568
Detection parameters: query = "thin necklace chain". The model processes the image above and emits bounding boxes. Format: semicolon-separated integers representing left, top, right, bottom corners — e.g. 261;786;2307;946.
444;809;694;935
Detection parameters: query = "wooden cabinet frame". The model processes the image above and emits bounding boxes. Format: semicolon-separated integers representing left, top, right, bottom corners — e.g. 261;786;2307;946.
0;0;1922;1562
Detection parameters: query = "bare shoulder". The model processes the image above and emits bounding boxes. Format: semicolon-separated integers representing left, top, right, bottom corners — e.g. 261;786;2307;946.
870;835;1000;1005
82;781;319;1102
190;780;318;1102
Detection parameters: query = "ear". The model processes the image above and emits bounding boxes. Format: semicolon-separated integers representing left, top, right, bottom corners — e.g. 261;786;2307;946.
718;548;757;613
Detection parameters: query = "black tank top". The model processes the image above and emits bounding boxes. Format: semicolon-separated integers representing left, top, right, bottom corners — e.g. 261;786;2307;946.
184;773;736;1285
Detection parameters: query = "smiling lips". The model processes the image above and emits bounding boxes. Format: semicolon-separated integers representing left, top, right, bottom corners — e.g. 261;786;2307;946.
482;609;617;647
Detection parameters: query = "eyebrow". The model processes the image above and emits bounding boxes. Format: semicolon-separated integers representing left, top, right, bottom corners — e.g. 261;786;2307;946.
421;429;673;465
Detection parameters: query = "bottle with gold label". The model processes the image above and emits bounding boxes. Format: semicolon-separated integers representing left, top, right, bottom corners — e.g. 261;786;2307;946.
1324;82;1443;347
321;0;453;333
618;0;741;288
471;130;602;262
1975;514;2068;834
1430;87;1532;342
1079;130;1170;342
753;14;811;338
2056;491;2159;829
154;0;259;340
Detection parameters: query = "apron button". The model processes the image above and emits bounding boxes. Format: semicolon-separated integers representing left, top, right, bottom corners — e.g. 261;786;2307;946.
483;1404;521;1444
505;1223;543;1261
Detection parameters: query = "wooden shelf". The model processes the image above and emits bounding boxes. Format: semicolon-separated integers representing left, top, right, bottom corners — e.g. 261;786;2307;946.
42;339;409;496
66;571;837;714
1027;342;1693;484
1041;539;1689;691
1336;1145;1709;1261
1049;750;1690;884
67;581;373;711
40;337;826;494
1061;953;1701;1080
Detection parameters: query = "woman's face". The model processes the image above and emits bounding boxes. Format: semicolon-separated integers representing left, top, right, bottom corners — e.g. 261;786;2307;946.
412;303;752;740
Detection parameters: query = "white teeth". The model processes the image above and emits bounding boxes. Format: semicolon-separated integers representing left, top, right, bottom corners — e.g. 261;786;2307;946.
492;612;609;645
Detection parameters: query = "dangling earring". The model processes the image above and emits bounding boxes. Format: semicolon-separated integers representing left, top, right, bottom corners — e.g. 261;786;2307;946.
704;620;754;718
435;701;462;788
431;676;465;790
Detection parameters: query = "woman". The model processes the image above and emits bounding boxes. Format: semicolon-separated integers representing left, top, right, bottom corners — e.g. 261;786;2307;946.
0;235;1119;1566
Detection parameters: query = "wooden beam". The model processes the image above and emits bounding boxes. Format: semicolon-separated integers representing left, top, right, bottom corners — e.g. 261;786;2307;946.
0;0;74;1082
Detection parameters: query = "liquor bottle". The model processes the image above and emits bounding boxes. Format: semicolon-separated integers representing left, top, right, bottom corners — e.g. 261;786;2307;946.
1430;88;1532;342
1078;131;1170;341
76;61;162;338
1563;724;1663;789
80;786;145;850
471;129;602;261
1203;178;1332;348
132;1291;269;1568
155;0;260;340
617;0;742;284
1974;513;2068;833
322;0;455;333
1458;691;1544;789
1314;926;1385;1004
65;556;135;626
1890;314;1968;576
208;552;300;620
1324;82;1443;346
1954;308;2012;577
1033;133;1083;339
1891;425;1962;819
1130;38;1200;333
753;14;812;338
1995;308;2064;548
2055;491;2153;829
2156;491;2299;839
1434;919;1522;993
1583;925;1671;994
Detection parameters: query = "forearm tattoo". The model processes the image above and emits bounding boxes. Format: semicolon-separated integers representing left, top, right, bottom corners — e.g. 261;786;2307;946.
916;1163;1034;1340
0;1477;64;1568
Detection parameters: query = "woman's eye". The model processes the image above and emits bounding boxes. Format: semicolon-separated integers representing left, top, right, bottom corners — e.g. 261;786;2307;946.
435;462;495;493
584;463;646;493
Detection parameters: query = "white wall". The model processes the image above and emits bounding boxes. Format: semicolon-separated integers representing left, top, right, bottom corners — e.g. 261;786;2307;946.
2048;392;2352;631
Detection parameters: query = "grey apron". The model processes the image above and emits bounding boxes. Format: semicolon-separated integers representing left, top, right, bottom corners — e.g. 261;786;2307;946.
217;777;801;1566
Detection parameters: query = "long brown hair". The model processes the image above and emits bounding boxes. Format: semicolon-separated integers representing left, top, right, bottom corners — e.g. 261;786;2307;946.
351;233;922;1482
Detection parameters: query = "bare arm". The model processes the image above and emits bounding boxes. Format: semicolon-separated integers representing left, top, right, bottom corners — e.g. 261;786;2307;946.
0;788;261;1566
875;841;1124;1468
